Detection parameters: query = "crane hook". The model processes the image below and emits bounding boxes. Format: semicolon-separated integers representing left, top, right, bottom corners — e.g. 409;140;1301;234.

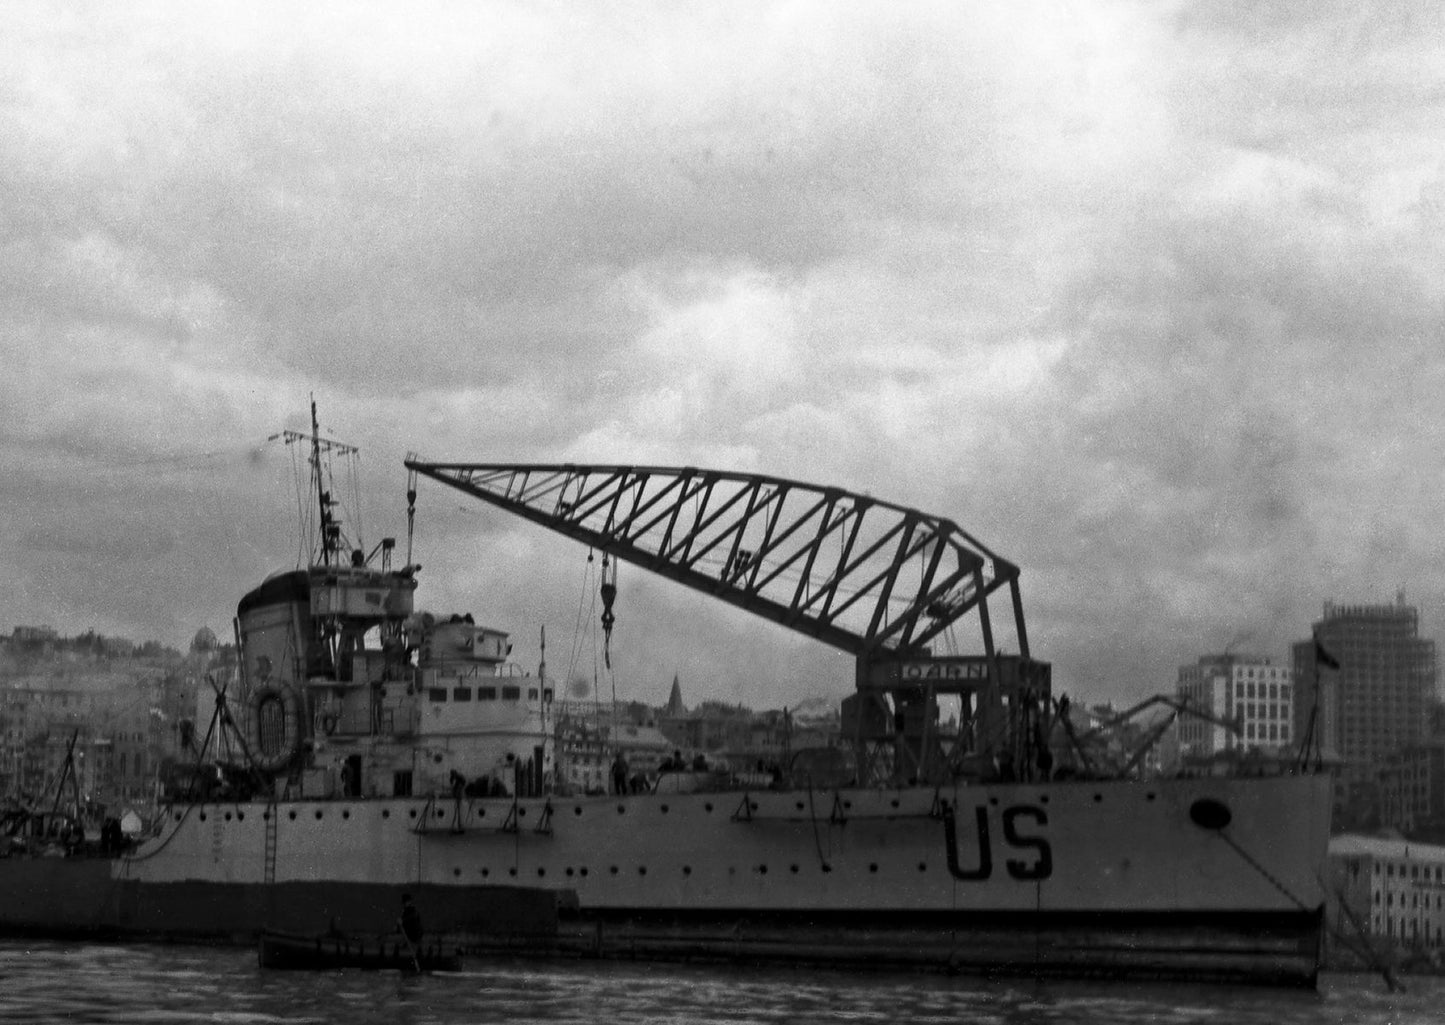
600;554;617;668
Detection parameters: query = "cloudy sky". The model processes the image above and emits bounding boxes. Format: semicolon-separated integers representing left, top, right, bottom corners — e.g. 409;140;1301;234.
2;2;1441;711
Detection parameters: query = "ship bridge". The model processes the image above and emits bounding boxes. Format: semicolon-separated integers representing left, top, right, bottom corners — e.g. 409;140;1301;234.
403;461;1051;784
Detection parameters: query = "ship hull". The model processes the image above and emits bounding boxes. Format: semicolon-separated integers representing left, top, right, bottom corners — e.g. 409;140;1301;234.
0;773;1330;985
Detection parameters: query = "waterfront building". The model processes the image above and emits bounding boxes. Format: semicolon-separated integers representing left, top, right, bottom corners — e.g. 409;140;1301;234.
1293;597;1438;789
1175;654;1294;758
1328;834;1445;951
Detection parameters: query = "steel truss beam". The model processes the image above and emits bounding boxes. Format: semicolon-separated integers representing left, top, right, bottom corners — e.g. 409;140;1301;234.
404;462;1027;660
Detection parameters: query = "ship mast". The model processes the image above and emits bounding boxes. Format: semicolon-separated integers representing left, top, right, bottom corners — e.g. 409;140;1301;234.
310;398;332;565
280;396;360;567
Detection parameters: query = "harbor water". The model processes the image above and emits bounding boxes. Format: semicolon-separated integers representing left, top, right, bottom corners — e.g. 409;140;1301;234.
0;940;1438;1025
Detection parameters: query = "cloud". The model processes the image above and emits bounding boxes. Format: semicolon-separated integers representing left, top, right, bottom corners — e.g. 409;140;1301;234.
1;2;1442;710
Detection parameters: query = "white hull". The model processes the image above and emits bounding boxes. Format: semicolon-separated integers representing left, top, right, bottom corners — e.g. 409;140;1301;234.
124;775;1328;917
0;772;1312;984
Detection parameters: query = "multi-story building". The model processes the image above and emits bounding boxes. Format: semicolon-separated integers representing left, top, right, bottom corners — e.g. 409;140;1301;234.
552;705;673;794
1175;654;1294;758
0;684;98;798
1293;597;1438;786
1328;834;1445;953
1378;741;1445;840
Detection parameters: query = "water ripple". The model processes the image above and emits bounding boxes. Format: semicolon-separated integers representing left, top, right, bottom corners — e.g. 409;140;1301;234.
0;941;1438;1025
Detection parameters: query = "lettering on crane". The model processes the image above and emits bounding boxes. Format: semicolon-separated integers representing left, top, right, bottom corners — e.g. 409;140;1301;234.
898;660;990;683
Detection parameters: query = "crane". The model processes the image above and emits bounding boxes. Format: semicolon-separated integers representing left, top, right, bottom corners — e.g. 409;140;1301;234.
403;461;1052;784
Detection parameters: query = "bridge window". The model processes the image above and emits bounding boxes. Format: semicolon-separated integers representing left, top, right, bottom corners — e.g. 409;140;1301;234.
453;687;472;701
502;686;521;700
528;688;538;700
478;686;497;700
428;688;448;702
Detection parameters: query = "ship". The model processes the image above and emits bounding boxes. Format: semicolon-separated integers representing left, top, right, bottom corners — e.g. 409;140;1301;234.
0;409;1333;986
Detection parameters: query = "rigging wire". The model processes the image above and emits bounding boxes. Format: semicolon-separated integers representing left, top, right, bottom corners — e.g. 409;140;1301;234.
288;440;308;568
349;448;364;555
565;551;596;699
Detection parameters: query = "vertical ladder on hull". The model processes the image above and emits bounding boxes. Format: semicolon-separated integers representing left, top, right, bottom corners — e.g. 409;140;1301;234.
264;798;278;884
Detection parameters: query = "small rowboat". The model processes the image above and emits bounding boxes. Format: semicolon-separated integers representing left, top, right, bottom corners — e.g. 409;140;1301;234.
258;929;464;972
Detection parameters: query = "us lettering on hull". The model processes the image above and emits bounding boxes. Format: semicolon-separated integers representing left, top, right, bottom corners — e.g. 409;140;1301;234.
942;802;1052;882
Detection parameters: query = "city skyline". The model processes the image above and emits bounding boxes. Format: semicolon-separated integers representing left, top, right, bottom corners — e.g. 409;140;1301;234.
2;4;1442;710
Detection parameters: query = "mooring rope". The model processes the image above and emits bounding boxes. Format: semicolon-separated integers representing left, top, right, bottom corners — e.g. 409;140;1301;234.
1216;827;1312;911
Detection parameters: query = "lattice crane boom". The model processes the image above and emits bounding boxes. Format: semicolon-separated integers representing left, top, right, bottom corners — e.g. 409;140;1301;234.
402;461;1030;662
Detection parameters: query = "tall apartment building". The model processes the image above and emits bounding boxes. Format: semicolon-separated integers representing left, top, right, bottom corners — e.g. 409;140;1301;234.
1292;597;1438;785
1175;654;1294;758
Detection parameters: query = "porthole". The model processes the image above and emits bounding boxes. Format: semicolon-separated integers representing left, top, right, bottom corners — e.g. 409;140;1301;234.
890;799;900;809
288;811;298;821
1146;792;1157;802
1093;793;1103;803
382;809;390;819
989;797;999;806
580;867;589;877
660;804;669;814
478;808;486;818
1189;798;1232;831
610;866;619;875
199;813;208;822
453;868;461;878
617;804;626;814
408;809;417;819
537;868;546;877
795;801;805;811
262;811;270;821
574;806;583;816
481;868;489;878
683;866;692;876
435;808;445;818
704;803;714;813
508;868;517;877
1040;795;1049;805
918;862;927;872
869;863;878;873
790;864;799;874
758;864;768;875
174;812;183;822
342;810;350;820
518;808;526;818
315;810;323;820
566;868;575;877
237;811;245;821
638;866;647;876
224;812;232;822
